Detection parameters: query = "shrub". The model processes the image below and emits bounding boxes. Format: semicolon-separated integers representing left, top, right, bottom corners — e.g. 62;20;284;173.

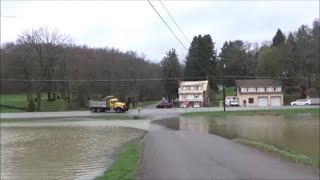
26;99;35;112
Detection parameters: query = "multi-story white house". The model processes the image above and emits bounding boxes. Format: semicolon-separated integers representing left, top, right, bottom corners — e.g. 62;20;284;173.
178;80;210;107
236;79;283;107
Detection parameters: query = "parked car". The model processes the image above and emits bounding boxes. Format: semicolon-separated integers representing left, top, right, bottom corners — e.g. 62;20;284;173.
180;104;188;108
156;102;173;108
180;101;189;108
290;99;311;106
225;96;239;106
230;99;239;106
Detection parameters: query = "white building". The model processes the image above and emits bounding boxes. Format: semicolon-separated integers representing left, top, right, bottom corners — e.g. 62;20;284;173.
236;79;283;107
178;80;210;107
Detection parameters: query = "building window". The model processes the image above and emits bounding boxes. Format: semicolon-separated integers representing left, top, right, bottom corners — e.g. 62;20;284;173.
246;88;248;91
195;94;198;98
274;87;276;91
264;87;267;91
256;87;258;91
249;98;254;103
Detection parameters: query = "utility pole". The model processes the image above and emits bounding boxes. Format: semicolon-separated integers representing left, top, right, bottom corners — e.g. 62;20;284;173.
223;78;226;112
223;64;226;112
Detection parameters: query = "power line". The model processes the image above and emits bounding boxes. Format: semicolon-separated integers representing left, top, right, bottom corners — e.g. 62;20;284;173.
147;0;188;52
159;0;190;44
0;76;207;82
0;75;305;82
148;0;209;72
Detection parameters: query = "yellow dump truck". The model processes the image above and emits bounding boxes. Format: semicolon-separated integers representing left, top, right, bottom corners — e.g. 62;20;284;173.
89;96;128;113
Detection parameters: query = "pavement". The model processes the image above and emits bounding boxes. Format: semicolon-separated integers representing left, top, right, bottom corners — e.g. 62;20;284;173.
1;105;318;119
137;105;320;180
138;130;319;180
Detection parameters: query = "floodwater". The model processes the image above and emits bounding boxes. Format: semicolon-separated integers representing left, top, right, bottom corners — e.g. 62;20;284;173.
0;119;145;180
153;115;320;159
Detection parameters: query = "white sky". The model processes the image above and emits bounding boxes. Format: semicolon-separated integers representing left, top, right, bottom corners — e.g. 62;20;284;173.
1;0;319;62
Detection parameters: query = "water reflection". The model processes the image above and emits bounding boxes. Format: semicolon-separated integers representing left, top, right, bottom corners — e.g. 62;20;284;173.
154;115;320;159
1;124;144;180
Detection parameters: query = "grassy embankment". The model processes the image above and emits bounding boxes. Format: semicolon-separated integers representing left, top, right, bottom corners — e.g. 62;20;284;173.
183;108;320;117
95;139;142;180
0;94;160;113
211;86;235;107
0;94;67;113
183;108;320;168
238;139;320;168
130;100;160;110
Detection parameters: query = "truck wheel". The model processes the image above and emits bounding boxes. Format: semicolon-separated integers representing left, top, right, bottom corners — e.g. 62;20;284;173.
91;107;97;112
116;108;121;113
97;107;102;112
122;109;125;113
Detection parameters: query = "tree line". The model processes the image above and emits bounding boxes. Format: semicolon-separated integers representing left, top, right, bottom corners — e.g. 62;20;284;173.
1;18;319;110
1;27;163;111
161;18;319;102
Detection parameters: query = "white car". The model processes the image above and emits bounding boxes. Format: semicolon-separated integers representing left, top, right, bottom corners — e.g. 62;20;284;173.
230;99;239;106
290;99;311;106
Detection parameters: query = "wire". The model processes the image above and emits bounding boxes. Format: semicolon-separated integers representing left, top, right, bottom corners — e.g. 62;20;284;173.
0;76;207;82
147;0;188;51
0;75;304;82
159;0;190;44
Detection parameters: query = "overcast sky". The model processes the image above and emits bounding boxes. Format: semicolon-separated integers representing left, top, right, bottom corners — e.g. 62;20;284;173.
1;0;319;62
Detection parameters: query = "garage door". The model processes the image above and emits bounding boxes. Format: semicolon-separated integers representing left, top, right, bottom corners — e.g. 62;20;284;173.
194;102;200;108
271;96;281;106
257;97;268;107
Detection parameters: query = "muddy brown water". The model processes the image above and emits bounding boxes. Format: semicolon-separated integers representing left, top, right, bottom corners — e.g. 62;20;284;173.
1;120;145;180
153;115;320;159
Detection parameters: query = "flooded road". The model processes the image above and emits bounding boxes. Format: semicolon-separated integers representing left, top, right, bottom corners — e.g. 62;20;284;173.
1;118;145;180
153;115;320;159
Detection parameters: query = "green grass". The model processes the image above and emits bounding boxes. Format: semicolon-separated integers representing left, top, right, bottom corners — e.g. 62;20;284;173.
183;108;320;117
131;100;160;109
0;94;67;112
95;139;142;180
238;139;320;168
142;100;159;107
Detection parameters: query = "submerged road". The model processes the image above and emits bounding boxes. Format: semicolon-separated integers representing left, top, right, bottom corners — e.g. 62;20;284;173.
1;105;319;179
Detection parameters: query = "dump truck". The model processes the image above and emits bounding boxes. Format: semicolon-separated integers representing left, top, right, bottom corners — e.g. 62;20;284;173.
89;96;128;113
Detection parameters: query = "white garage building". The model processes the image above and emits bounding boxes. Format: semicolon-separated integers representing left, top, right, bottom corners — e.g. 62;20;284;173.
236;79;283;107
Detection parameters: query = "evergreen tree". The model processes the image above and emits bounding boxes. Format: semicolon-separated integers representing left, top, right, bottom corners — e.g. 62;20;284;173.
272;29;286;47
161;49;181;102
184;34;217;90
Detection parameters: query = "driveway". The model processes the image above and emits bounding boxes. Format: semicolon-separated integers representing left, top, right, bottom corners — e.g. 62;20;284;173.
138;130;319;180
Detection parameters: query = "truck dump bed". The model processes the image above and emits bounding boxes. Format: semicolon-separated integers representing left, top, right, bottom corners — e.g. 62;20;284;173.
89;100;107;107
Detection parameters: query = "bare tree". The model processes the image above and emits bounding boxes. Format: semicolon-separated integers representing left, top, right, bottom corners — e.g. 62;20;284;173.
17;27;71;111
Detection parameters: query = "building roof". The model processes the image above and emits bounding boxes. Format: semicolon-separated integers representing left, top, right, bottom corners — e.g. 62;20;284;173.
179;80;209;94
180;80;209;86
236;79;281;88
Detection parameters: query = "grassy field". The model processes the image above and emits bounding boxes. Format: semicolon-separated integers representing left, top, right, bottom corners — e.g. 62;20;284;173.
0;94;67;113
131;100;160;109
238;139;320;168
141;100;159;107
95;139;142;180
183;108;320;117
